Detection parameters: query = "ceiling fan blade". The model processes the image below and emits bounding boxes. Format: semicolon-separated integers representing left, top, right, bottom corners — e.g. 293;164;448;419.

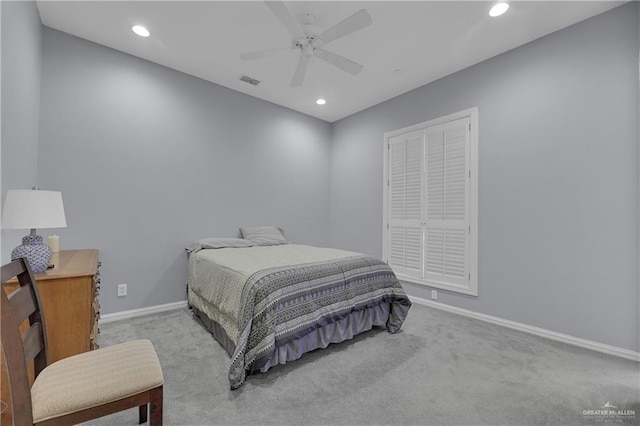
314;9;372;47
240;47;291;61
314;48;363;75
265;1;306;40
291;54;310;87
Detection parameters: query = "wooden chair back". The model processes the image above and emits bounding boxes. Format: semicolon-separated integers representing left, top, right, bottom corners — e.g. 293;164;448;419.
1;257;49;425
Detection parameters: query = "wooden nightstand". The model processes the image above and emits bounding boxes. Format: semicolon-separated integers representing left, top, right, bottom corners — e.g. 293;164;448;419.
0;249;101;423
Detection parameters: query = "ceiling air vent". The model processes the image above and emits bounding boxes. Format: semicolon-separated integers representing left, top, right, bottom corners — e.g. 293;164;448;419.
240;75;260;86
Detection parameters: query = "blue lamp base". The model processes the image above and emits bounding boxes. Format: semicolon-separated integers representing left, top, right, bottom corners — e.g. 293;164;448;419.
11;234;53;273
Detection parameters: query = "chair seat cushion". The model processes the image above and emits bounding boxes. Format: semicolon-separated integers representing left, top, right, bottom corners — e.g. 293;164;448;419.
31;339;164;423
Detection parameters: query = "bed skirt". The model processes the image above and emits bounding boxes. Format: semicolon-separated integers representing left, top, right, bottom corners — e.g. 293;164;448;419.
193;305;237;358
192;302;391;374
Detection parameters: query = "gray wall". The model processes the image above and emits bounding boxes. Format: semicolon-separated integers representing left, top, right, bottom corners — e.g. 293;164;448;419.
330;3;639;352
1;1;43;261
35;29;332;314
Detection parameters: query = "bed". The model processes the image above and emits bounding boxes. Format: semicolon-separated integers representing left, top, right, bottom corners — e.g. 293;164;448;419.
186;229;411;389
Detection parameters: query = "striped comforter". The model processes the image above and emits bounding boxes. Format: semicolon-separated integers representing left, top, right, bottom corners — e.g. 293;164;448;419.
187;245;411;389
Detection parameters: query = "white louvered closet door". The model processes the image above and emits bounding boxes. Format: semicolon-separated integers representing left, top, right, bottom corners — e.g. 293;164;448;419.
388;130;424;279
424;117;470;288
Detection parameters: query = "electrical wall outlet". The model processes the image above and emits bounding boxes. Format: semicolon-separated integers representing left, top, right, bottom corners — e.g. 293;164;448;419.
431;289;437;300
117;284;127;297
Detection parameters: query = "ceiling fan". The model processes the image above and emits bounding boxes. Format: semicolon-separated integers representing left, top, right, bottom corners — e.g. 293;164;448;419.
241;1;373;87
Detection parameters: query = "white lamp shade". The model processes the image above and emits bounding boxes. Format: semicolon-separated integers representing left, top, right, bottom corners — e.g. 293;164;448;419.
2;189;67;230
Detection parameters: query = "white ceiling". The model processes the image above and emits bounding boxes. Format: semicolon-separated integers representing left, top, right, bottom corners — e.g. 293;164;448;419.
36;1;624;123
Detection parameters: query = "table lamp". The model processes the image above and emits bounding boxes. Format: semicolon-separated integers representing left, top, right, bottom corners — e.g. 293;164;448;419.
2;188;67;273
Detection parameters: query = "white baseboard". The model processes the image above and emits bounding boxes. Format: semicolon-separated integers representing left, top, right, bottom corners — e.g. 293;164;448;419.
99;300;188;324
409;295;640;363
98;296;639;362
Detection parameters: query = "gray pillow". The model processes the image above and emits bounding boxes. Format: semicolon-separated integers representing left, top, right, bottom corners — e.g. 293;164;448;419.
239;226;289;246
186;237;254;253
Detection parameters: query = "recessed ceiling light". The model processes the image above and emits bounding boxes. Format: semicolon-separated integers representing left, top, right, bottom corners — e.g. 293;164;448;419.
489;2;509;17
316;98;326;105
132;25;150;37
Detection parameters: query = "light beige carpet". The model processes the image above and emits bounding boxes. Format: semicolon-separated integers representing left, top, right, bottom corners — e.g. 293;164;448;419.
85;303;639;425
